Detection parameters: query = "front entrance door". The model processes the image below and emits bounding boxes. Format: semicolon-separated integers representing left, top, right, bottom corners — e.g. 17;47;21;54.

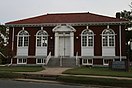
59;36;70;56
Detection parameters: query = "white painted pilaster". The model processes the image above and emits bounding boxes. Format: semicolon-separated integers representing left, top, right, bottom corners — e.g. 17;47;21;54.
119;25;122;61
12;27;14;51
70;32;74;57
55;32;59;57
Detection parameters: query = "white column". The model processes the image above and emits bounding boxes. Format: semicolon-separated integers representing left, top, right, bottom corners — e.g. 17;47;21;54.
70;32;74;57
12;27;14;51
55;32;59;57
119;25;122;61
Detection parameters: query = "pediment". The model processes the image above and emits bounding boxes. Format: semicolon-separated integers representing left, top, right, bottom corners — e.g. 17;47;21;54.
53;24;76;32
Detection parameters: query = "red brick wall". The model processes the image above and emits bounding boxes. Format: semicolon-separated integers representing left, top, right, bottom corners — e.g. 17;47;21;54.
8;25;126;64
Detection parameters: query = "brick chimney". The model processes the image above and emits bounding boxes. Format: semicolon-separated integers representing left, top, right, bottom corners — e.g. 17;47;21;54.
116;12;121;19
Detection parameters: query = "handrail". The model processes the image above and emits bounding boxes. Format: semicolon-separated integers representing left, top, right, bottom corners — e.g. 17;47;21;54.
76;52;78;66
45;52;51;65
60;56;63;67
0;52;6;58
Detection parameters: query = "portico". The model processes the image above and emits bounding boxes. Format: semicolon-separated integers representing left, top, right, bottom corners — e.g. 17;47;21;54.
53;25;76;57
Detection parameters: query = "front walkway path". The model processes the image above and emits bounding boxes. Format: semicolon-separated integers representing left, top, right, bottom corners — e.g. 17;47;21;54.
21;67;72;75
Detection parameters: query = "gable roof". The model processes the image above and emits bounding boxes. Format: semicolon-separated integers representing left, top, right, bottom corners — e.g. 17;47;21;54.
6;12;127;25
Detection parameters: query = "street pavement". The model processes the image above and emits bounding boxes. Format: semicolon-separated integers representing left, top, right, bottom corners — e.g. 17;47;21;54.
0;79;104;88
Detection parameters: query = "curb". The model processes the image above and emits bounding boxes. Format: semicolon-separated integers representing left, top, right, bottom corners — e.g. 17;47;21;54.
15;78;63;84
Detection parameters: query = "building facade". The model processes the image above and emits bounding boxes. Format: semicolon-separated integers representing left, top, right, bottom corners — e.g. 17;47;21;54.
6;12;128;66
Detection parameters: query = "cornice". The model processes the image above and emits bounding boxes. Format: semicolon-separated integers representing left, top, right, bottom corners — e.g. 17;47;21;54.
5;21;128;27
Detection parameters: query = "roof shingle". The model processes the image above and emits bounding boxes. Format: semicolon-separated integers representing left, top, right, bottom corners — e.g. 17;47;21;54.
6;12;127;24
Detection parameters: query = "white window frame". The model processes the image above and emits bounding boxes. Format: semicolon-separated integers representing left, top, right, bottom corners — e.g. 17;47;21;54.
17;30;29;47
103;59;114;65
81;29;94;47
36;30;48;47
36;58;45;64
82;59;93;65
17;58;27;64
102;29;115;47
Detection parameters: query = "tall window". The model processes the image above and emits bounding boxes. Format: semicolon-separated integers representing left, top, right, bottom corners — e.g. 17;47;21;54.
18;30;29;47
102;29;115;47
81;29;94;47
36;30;48;47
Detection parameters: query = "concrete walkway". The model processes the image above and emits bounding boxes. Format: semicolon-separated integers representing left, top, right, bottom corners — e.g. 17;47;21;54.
35;67;72;75
20;67;72;75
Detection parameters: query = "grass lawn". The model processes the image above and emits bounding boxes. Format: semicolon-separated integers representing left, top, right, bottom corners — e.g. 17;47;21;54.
0;66;44;78
63;66;132;78
57;76;132;87
0;66;44;72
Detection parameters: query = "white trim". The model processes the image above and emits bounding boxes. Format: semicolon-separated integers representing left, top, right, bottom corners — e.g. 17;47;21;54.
36;58;45;64
55;32;59;57
102;29;115;47
82;58;93;65
6;21;128;27
119;25;122;61
52;24;76;32
70;32;74;57
12;27;14;51
103;59;114;65
17;58;27;64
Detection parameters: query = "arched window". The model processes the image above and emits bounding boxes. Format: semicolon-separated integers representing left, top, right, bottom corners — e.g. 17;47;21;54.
36;30;48;47
102;29;115;47
18;30;29;47
81;29;94;47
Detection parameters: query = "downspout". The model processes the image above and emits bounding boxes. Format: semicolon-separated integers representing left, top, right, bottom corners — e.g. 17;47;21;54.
119;25;122;61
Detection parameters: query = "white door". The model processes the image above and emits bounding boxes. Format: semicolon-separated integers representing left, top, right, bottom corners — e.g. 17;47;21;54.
59;36;70;56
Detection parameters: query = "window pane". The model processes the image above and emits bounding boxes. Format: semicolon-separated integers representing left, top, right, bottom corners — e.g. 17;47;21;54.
83;59;87;64
82;36;87;46
37;59;41;63
18;37;23;47
18;59;22;63
24;37;28;46
23;59;27;63
104;59;109;64
37;37;41;46
88;36;93;46
42;36;47;47
37;58;44;63
103;36;108;46
88;59;92;64
109;36;114;46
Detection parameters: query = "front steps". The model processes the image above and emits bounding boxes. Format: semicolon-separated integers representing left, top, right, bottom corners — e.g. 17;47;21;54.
47;57;77;67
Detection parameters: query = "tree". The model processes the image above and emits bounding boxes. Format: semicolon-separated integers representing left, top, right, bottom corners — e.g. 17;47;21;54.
119;2;132;61
0;25;9;64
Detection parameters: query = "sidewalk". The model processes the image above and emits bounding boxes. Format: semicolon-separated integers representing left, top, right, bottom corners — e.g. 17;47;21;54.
19;67;132;81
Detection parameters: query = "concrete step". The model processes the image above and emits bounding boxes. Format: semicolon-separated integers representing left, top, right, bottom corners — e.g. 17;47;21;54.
47;57;77;67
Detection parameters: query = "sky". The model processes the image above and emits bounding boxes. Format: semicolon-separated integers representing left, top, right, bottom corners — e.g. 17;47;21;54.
0;0;131;24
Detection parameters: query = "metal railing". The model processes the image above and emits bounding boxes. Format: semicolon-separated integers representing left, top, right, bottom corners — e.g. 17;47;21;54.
45;52;51;65
0;52;6;58
60;56;63;67
76;52;78;66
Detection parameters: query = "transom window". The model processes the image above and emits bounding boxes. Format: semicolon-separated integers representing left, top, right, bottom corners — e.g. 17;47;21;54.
102;29;115;47
18;30;29;47
81;29;94;47
36;30;48;47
